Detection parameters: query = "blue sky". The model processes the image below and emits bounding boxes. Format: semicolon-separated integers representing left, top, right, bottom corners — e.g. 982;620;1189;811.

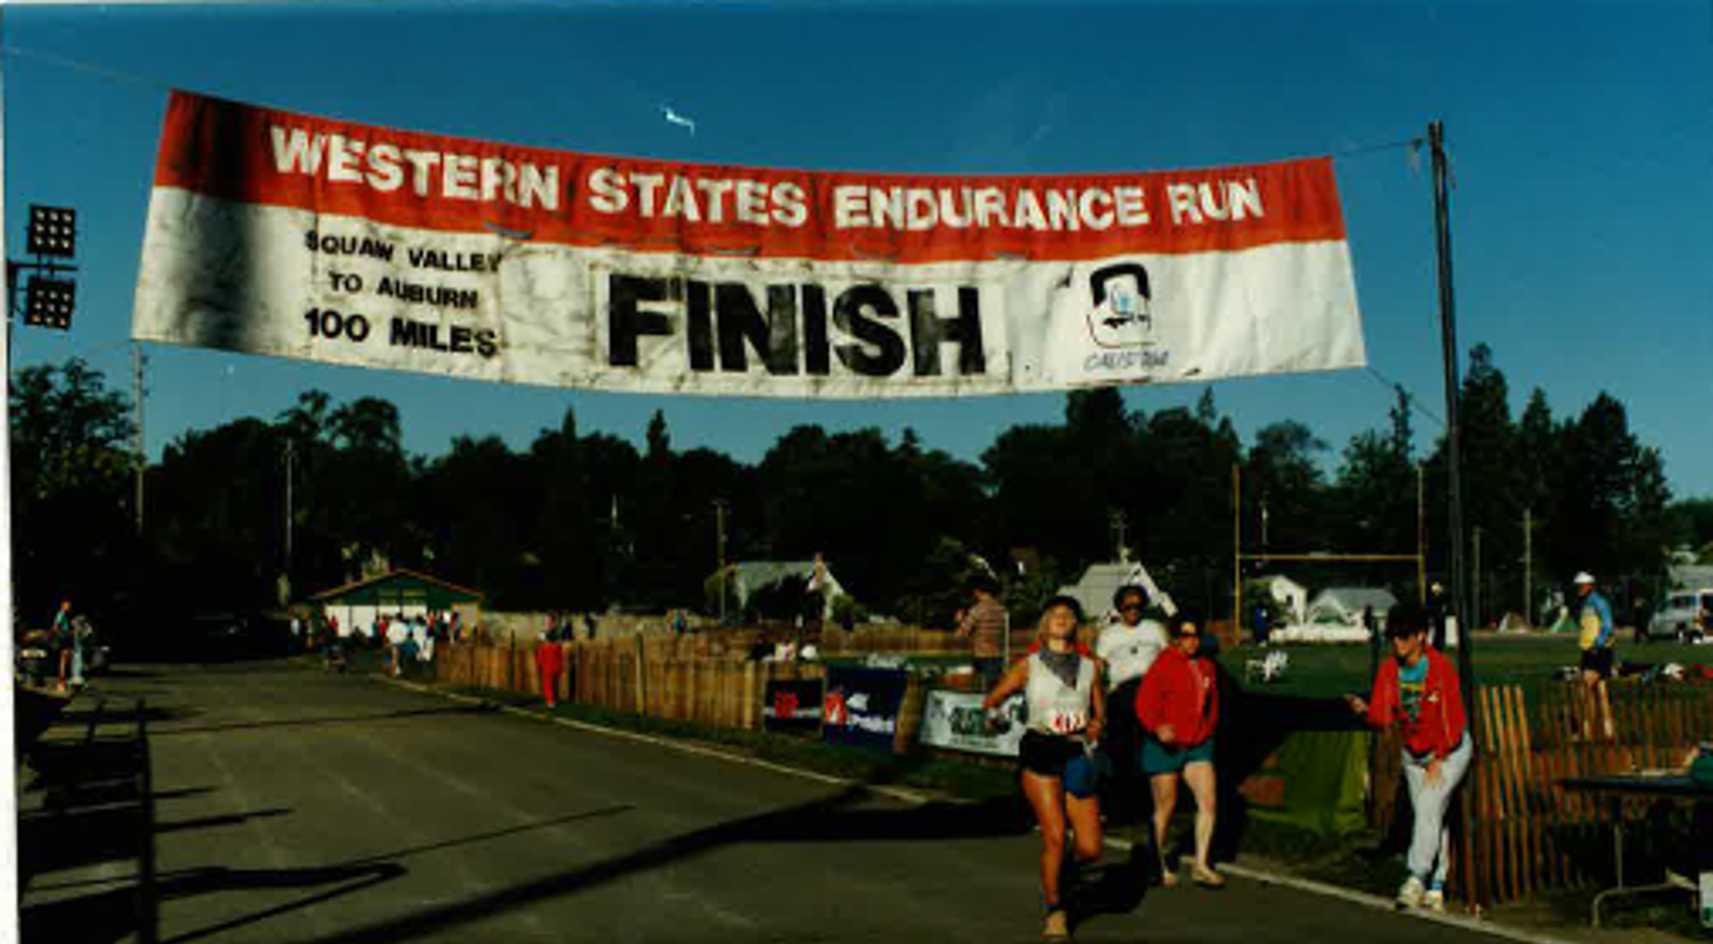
5;1;1711;497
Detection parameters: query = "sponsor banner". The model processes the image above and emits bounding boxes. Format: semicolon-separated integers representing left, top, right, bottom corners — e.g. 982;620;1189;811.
762;679;824;733
134;90;1365;396
919;689;1026;757
820;666;907;750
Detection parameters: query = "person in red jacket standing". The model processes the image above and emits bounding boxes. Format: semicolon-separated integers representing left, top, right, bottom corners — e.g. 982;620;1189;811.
1136;612;1223;889
1346;603;1471;913
535;624;565;709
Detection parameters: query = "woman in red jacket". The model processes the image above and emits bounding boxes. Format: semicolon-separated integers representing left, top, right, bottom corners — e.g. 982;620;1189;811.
1136;612;1223;888
1346;603;1470;913
535;624;565;709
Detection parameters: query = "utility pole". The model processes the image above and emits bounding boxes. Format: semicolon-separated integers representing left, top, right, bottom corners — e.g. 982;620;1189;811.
1473;526;1483;630
1430;120;1472;680
1232;463;1242;637
713;499;729;623
1430;118;1480;908
1523;508;1533;627
132;345;145;535
1416;464;1427;605
1261;497;1270;551
284;438;294;569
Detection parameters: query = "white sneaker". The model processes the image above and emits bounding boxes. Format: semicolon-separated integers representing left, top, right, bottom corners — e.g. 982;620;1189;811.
1395;875;1425;910
1423;888;1446;913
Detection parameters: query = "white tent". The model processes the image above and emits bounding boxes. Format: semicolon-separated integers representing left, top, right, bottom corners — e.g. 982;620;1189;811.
1306;587;1398;628
725;558;846;619
1058;561;1177;624
1263;586;1398;644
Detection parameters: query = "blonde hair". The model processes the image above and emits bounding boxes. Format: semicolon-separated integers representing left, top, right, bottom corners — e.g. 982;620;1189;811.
1035;597;1084;646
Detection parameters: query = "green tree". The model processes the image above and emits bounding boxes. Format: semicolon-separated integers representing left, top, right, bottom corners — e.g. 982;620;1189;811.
151;418;290;611
9;358;136;623
11;358;133;499
1243;419;1328;558
326;396;411;577
413;434;534;606
1665;497;1713;558
530;408;605;610
1546;393;1672;617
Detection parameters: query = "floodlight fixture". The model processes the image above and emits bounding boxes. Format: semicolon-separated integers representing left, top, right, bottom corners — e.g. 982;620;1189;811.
25;205;76;258
23;277;75;330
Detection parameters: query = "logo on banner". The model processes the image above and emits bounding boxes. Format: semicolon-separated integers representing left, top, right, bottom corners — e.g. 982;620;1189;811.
824;690;848;726
1086;263;1154;349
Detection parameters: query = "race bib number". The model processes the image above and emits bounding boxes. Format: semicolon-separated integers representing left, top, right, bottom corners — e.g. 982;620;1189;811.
1046;710;1087;735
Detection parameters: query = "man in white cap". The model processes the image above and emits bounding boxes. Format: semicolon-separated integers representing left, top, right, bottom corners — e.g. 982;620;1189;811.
1574;572;1615;739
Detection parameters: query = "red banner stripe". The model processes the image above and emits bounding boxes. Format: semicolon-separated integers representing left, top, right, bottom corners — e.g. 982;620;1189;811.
153;90;1348;264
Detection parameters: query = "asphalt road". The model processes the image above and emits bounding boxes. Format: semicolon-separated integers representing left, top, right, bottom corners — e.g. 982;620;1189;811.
21;661;1535;943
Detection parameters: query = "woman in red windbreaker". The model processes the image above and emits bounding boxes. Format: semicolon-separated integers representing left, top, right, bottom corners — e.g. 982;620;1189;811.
535;624;565;709
1346;603;1470;913
1136;612;1223;889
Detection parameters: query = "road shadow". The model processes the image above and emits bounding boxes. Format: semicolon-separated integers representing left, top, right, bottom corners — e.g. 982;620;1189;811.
21;711;635;944
15;686;73;755
147;703;497;739
20;693;399;944
19;696;153;942
258;782;1058;944
1069;843;1154;933
100;666;165;680
51;702;202;730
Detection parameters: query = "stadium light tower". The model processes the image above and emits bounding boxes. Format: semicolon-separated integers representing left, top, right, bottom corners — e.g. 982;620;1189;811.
7;204;79;331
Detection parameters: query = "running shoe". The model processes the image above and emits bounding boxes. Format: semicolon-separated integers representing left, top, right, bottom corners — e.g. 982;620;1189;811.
1422;888;1446;913
1395;875;1425;910
1042;909;1069;940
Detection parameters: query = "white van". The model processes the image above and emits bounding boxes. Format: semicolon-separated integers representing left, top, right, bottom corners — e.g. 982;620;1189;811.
1644;590;1713;642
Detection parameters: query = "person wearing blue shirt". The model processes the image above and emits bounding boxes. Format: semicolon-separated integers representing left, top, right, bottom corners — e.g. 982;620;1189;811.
1575;572;1615;740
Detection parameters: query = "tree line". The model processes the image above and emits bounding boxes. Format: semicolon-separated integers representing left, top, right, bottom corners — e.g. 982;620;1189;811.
9;343;1698;634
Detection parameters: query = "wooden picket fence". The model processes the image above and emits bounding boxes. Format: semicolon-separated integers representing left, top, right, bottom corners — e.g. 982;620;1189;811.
434;637;827;733
817;625;961;656
1417;679;1713;907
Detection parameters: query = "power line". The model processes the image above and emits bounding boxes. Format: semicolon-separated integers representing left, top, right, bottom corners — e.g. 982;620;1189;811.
1364;365;1445;430
1;44;164;91
1332;135;1424;160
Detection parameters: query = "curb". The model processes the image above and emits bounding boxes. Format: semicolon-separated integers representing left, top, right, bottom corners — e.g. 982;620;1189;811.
1100;834;1583;944
375;674;1586;944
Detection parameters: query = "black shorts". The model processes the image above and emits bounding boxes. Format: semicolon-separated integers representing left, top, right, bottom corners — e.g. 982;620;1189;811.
1580;647;1615;679
1020;730;1082;777
1019;730;1103;798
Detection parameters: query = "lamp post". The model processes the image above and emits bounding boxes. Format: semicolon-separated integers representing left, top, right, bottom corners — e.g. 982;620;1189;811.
713;499;729;623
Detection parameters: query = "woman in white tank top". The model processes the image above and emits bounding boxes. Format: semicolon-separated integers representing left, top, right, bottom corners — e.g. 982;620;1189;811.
982;595;1106;939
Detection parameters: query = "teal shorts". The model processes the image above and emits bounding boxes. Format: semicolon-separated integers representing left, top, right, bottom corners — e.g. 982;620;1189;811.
1140;734;1215;775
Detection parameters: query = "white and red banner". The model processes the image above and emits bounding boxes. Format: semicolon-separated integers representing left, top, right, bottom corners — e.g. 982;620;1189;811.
133;90;1365;396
